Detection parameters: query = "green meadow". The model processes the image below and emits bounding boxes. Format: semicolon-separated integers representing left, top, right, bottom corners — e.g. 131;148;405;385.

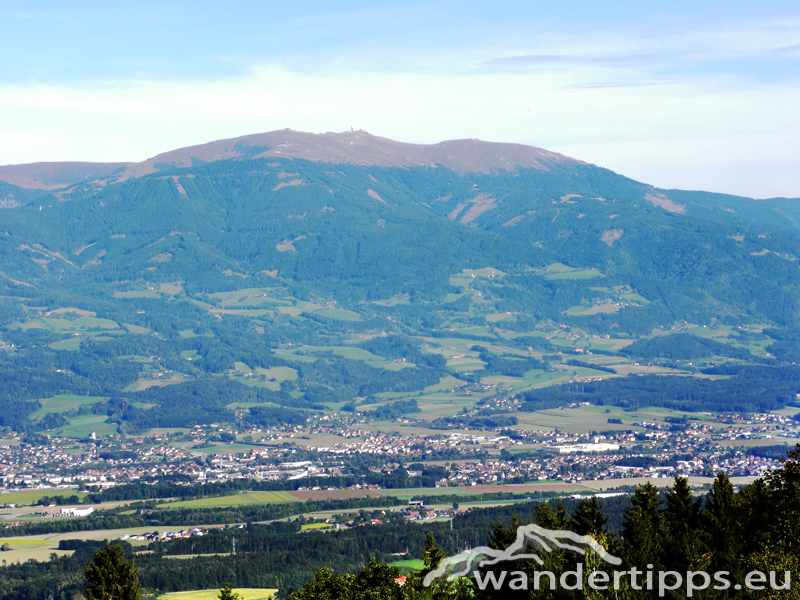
29;395;107;419
157;491;297;509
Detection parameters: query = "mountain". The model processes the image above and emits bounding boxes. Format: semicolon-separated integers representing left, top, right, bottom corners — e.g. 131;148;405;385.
0;129;578;191
1;129;799;433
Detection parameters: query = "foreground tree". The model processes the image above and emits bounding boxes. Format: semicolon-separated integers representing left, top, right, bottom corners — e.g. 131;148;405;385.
288;560;410;600
219;583;241;600
84;543;141;600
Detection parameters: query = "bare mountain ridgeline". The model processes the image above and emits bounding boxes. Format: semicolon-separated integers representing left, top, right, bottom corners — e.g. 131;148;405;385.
0;129;579;191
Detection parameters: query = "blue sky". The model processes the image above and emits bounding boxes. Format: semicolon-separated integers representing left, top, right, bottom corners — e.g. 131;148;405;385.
2;0;799;197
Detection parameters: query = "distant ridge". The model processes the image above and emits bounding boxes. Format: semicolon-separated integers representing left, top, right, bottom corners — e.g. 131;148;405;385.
0;161;132;190
0;129;582;190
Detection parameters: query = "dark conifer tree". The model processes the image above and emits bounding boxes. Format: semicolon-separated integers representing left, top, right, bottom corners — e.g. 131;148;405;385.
569;496;607;537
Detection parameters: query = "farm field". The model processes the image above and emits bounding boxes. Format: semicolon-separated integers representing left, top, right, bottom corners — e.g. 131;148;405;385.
544;268;604;280
580;476;760;491
0;524;223;561
376;482;586;501
300;523;333;530
28;394;107;418
53;415;117;438
114;290;160;299
48;337;83;350
314;307;361;321
414;395;476;419
190;443;264;455
0;545;74;562
158;491;297;509
0;489;87;505
512;404;713;434
391;559;424;570
287;489;382;501
479;368;562;392
232;365;300;391
124;375;190;392
244;432;365;448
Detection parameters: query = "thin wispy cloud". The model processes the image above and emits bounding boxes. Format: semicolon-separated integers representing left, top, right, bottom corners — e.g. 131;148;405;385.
773;43;800;54
558;81;672;90
484;52;684;69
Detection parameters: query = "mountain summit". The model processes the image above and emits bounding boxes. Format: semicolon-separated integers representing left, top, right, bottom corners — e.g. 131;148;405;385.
0;129;580;190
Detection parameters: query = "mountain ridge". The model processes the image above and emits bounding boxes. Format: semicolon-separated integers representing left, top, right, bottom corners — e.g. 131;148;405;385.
1;131;800;439
0;129;582;190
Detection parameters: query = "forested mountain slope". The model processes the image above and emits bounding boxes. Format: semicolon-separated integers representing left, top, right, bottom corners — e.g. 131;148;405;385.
1;130;799;432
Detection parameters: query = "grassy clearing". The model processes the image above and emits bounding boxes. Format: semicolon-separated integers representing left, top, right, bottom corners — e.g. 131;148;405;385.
513;404;717;435
535;263;604;280
443;292;466;302
158;491;296;509
621;293;650;304
190;443;263;455
446;356;486;371
212;309;272;317
178;329;212;338
124;376;190;392
114;290;160;299
372;294;410;307
159;282;183;295
300;523;334;531
158;589;277;600
0;546;73;562
254;366;298;381
208;287;286;307
0;490;87;505
286;345;408;371
314;308;361;321
272;349;316;363
48;337;83;350
460;267;506;278
415;396;476;419
383;362;416;372
542;262;573;272
479;368;553;392
452;326;494;338
10;315;122;333
75;316;119;328
295;345;380;361
47;307;96;317
485;313;516;323
421;338;482;354
7;320;47;331
422;375;467;393
376;488;469;499
546;269;604;280
29;394;107;418
53;415;117;438
0;538;50;546
565;303;622;316
375;483;580;501
391;559;425;570
233;377;276;390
